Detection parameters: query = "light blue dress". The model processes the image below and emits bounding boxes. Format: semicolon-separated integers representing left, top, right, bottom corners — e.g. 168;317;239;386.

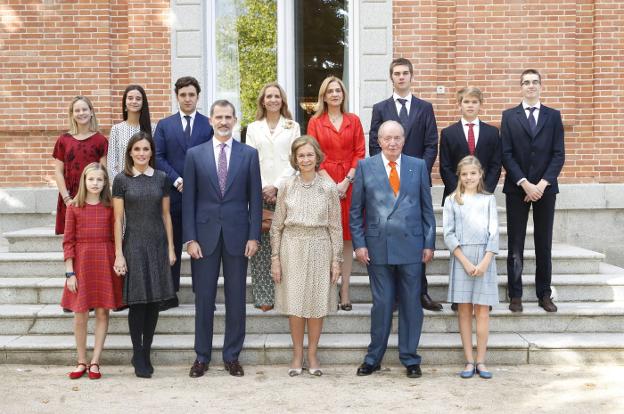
443;193;499;306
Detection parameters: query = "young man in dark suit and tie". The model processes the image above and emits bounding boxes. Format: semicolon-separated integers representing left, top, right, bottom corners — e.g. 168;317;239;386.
154;76;214;308
439;86;502;311
369;57;441;311
501;69;565;313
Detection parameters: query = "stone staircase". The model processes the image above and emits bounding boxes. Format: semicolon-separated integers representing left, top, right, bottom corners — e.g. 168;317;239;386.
1;203;624;366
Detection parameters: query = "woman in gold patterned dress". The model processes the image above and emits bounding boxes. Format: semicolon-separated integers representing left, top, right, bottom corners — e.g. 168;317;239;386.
270;136;342;377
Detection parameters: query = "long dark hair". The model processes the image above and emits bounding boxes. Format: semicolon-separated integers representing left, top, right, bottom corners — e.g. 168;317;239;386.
123;131;156;176
122;85;152;136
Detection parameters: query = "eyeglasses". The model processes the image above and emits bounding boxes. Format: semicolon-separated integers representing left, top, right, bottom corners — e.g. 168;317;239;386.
521;80;541;86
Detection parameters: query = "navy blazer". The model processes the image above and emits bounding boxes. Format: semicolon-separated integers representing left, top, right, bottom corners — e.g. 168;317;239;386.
501;104;565;195
439;120;502;204
369;96;438;177
154;112;214;210
182;139;262;259
350;154;435;265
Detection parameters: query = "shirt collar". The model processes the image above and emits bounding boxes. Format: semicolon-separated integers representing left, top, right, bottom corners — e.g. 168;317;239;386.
213;137;234;150
179;110;197;121
381;152;401;168
461;117;480;126
132;166;154;177
522;101;541;110
393;92;412;102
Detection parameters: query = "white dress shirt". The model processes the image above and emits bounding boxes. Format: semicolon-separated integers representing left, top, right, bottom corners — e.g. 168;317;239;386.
461;117;480;148
213;136;233;169
179;110;197;134
381;152;401;179
393;92;412;116
522;100;541;124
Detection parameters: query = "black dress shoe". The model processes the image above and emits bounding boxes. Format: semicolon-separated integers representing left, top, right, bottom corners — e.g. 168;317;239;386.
538;296;558;312
189;360;208;378
421;294;443;311
132;350;151;378
451;303;458;312
224;360;244;377
509;297;523;313
356;362;381;376
406;364;422;378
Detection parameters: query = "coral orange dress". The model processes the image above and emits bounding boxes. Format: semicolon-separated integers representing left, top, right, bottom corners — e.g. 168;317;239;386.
307;112;365;240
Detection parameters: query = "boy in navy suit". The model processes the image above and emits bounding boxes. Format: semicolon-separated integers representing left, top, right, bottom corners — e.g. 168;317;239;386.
501;69;565;313
439;87;502;311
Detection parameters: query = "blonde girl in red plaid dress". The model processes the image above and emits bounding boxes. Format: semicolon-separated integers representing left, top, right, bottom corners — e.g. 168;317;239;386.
61;163;123;380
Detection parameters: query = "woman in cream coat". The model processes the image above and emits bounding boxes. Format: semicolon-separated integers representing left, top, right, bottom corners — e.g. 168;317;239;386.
246;82;301;311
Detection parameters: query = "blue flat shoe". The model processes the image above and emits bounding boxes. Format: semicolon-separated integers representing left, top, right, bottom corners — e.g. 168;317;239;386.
476;362;492;379
459;362;475;379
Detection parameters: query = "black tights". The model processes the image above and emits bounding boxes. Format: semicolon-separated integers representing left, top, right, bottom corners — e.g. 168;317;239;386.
128;303;160;352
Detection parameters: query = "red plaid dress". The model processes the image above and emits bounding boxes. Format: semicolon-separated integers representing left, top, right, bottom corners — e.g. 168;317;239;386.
61;203;123;312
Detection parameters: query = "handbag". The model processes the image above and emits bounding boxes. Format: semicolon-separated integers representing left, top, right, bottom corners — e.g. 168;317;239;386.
262;208;274;233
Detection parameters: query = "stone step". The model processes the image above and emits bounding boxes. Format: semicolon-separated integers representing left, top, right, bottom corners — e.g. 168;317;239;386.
0;244;604;277
2;271;622;305
2;221;524;253
1;301;622;336
1;332;622;365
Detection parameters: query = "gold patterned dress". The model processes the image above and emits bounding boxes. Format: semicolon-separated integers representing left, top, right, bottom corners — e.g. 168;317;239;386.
270;175;343;318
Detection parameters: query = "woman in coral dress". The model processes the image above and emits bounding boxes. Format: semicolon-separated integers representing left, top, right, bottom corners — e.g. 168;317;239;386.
307;76;365;310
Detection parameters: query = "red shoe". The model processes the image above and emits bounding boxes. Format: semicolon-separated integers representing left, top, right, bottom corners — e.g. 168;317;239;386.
68;363;88;379
88;363;102;380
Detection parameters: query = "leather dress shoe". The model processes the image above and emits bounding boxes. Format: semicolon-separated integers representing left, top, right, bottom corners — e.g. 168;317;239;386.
538;296;558;312
451;303;458;312
406;364;422;378
224;360;244;377
189;360;208;378
356;362;380;376
421;293;443;311
509;297;523;312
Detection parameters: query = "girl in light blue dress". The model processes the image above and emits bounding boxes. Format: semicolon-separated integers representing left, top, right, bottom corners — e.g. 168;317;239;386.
443;156;499;379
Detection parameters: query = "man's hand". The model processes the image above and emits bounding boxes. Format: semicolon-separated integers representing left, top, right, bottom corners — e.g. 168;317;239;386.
245;240;259;258
521;181;543;202
355;247;370;265
262;186;278;203
187;241;203;259
176;178;184;193
422;248;434;264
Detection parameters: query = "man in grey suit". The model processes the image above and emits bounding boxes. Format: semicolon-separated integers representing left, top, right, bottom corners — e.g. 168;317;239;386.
350;120;436;378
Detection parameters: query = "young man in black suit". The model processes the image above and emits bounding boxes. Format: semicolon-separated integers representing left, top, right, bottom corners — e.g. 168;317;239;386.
369;57;441;311
440;87;502;311
501;69;565;313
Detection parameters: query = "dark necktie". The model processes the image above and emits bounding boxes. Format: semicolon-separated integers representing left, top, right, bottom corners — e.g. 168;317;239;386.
397;98;409;129
467;123;475;155
527;107;537;134
217;143;227;196
184;115;192;142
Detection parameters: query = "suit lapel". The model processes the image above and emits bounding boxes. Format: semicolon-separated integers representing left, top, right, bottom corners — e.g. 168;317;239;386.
385;97;400;122
391;157;412;214
189;113;205;146
372;155;396;208
533;105;549;138
204;141;220;194
224;140;242;196
514;104;533;139
174;112;189;151
453;121;470;153
403;96;419;137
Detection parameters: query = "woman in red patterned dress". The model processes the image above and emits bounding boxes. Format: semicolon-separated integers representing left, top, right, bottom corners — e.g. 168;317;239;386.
62;163;123;380
53;96;108;234
307;77;366;311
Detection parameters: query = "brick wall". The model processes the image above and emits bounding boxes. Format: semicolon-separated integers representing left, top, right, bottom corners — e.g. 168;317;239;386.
393;0;624;183
0;1;622;187
0;0;171;187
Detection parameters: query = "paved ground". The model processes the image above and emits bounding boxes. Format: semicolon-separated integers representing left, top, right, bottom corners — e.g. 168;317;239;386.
1;364;623;413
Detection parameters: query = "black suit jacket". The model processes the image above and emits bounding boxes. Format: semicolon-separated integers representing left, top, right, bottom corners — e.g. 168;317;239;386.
439;120;502;205
501;103;565;195
369;96;438;178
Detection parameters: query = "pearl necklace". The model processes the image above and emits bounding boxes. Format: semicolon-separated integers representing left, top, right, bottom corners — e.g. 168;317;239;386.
298;175;317;189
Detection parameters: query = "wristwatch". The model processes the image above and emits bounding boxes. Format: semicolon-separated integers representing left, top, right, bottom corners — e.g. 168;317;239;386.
65;272;76;278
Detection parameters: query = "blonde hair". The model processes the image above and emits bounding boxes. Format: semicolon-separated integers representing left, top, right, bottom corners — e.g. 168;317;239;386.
73;162;112;207
255;82;293;120
313;76;348;118
289;135;325;170
68;96;99;135
451;156;487;205
456;86;483;105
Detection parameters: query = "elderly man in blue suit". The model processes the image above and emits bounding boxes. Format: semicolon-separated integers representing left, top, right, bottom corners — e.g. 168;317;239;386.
351;120;436;378
183;99;262;378
369;58;441;311
154;76;213;307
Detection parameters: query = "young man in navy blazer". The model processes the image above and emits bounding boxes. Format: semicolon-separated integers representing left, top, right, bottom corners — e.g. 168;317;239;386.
369;57;441;311
501;69;565;313
440;87;502;311
154;76;214;307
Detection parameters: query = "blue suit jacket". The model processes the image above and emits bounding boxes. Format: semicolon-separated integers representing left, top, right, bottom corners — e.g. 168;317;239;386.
350;154;436;265
501;103;565;195
154;112;214;211
439;120;502;204
369;96;438;178
182;139;262;259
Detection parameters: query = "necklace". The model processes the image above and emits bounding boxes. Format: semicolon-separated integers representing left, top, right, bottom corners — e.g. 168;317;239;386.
329;113;342;123
299;175;317;189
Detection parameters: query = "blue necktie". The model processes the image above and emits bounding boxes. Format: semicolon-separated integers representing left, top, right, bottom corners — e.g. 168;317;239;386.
398;98;409;129
184;115;192;142
527;107;537;134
